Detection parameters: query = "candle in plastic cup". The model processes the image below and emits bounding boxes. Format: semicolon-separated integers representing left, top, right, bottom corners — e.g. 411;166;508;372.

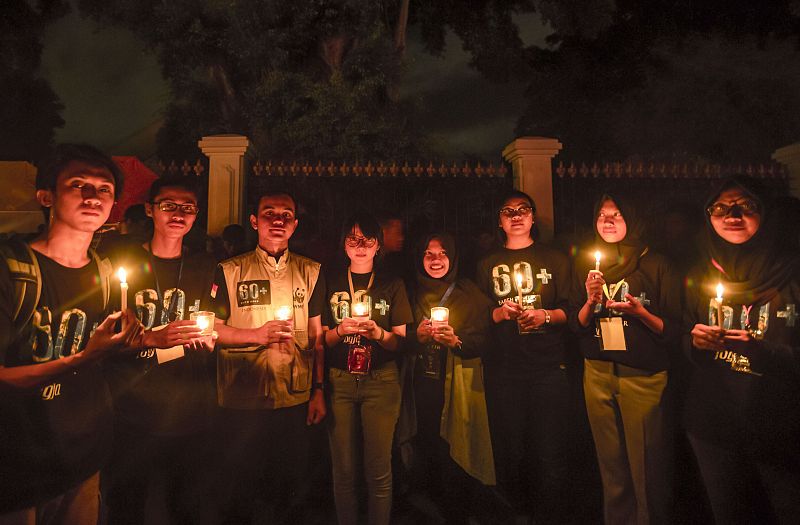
191;311;215;336
274;305;293;321
352;302;370;320
431;307;449;328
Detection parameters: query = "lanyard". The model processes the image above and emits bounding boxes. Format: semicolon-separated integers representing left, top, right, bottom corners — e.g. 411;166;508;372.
148;245;184;322
348;268;374;305
438;282;456;308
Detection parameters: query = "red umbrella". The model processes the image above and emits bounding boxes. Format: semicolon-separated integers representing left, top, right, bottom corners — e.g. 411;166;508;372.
108;156;158;224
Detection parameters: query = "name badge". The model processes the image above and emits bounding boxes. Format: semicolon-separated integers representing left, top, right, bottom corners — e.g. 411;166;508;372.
599;317;627;351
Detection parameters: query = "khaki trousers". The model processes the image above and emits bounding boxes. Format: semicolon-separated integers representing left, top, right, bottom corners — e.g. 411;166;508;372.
583;359;672;525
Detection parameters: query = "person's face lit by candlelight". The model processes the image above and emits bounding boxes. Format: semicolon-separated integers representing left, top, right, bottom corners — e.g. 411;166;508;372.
596;199;627;244
344;224;379;266
499;196;534;239
422;238;450;279
708;187;761;245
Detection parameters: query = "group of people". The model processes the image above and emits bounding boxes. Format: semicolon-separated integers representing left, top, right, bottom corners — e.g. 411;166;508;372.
1;143;798;525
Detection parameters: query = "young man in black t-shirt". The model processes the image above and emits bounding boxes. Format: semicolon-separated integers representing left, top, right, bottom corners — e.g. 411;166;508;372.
102;175;217;524
0;144;142;523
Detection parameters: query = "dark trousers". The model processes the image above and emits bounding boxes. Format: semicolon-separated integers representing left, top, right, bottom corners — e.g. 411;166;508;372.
485;363;576;524
688;433;800;525
215;403;312;525
104;422;213;525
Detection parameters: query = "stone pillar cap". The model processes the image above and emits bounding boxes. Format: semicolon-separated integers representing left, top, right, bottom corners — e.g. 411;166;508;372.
503;137;563;160
198;134;250;154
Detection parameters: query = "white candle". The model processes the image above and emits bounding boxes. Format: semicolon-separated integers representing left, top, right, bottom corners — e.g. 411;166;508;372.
190;311;216;336
594;251;601;272
715;283;724;329
274;305;293;321
431;307;449;327
352;301;370;320
515;273;524;307
117;267;128;312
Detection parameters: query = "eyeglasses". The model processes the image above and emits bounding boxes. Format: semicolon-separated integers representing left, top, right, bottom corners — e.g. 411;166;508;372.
706;199;759;217
500;205;533;218
153;201;199;215
345;235;377;248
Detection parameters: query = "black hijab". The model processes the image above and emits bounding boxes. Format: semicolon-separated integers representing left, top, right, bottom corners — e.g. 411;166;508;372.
703;177;800;304
593;193;648;283
413;232;459;316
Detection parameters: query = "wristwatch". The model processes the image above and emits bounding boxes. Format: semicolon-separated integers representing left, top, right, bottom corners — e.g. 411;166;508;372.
543;310;551;325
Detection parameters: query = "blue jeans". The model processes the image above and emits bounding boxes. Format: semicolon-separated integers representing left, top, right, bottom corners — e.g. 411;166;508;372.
327;363;401;525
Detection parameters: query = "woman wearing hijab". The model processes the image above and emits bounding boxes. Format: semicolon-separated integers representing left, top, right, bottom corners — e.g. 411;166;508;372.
322;212;413;525
685;178;800;524
404;232;495;522
570;194;682;524
475;190;574;524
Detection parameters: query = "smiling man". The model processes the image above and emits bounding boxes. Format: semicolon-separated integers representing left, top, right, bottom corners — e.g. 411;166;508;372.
210;189;326;524
0;144;141;523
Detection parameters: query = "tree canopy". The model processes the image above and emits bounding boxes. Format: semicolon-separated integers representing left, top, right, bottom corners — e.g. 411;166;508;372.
0;0;68;161
77;0;800;163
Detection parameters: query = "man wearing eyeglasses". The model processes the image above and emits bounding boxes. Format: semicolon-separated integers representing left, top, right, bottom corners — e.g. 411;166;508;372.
209;189;326;524
101;174;218;524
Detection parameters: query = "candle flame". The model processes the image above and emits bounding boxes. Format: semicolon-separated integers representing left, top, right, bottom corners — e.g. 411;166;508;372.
274;305;292;321
594;251;601;263
196;316;209;330
353;302;369;317
716;283;724;301
117;267;127;284
515;273;522;285
431;307;449;322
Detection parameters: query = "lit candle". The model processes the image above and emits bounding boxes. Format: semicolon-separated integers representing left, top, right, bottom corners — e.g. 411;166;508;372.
190;311;216;336
715;283;724;329
430;307;449;328
274;305;293;321
515;273;524;307
594;251;601;272
352;302;370;320
117;267;128;312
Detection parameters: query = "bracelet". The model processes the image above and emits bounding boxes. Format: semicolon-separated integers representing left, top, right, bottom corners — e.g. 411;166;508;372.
378;327;386;342
335;325;343;338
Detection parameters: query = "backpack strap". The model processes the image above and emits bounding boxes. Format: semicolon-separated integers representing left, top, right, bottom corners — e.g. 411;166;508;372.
0;238;42;334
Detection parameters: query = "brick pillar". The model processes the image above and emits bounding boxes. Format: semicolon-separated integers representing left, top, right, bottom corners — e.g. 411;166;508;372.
773;142;800;199
502;137;563;242
198;134;250;236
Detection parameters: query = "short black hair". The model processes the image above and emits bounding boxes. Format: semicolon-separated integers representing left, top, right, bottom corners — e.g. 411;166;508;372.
148;174;200;203
251;187;297;217
339;212;384;249
498;189;536;214
36;143;123;195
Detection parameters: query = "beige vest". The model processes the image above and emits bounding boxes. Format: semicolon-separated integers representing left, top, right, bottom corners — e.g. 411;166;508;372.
217;247;321;410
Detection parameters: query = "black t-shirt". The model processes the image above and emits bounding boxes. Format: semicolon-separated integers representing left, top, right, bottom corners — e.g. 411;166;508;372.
568;250;683;371
683;268;800;460
476;243;572;372
103;245;217;436
323;270;414;370
0;250;113;513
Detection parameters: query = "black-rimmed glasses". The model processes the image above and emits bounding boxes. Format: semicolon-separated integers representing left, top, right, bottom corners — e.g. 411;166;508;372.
706;200;759;217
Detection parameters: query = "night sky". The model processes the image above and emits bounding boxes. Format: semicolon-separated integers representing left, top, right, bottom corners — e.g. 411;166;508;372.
39;6;548;163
